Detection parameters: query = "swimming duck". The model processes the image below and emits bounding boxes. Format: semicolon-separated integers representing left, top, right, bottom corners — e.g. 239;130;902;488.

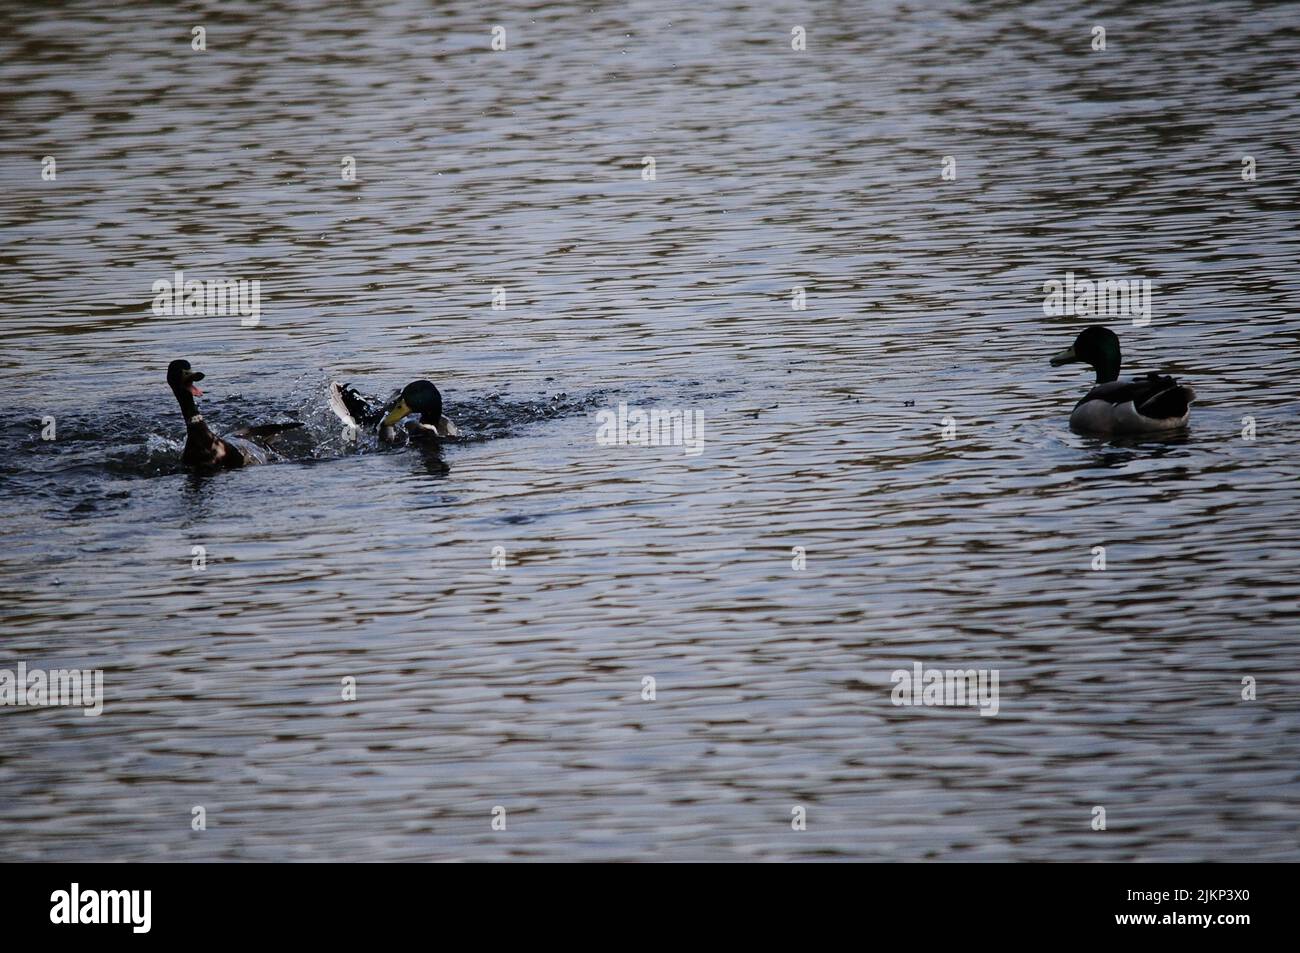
1049;326;1195;434
329;379;458;446
167;359;302;467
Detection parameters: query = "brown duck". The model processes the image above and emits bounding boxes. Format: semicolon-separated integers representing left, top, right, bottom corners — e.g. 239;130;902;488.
168;359;302;467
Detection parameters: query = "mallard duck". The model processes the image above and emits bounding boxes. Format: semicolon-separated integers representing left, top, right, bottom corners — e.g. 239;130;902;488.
167;359;302;467
1049;326;1195;434
329;379;458;446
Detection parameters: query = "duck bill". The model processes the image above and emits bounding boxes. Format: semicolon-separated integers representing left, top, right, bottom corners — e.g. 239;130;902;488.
381;399;412;427
1049;345;1078;367
186;371;205;396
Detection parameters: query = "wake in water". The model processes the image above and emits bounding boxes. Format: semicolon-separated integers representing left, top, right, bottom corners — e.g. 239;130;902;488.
0;371;612;487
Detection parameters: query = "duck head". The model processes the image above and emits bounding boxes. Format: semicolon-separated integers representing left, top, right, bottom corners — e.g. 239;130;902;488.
167;359;206;420
167;359;205;395
382;379;443;426
1050;325;1121;384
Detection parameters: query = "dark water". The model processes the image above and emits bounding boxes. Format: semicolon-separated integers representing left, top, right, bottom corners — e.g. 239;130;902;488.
1;1;1298;861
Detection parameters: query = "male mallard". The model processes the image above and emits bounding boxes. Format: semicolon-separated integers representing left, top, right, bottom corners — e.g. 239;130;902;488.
1049;326;1195;434
329;379;458;445
167;359;302;467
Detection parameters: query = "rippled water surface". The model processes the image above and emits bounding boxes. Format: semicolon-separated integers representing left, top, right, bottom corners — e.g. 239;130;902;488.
2;1;1299;861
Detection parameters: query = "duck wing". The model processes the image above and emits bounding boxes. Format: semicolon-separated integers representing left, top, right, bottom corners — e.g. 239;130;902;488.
218;435;268;466
1076;373;1195;422
327;382;387;426
231;421;303;445
1075;380;1137;408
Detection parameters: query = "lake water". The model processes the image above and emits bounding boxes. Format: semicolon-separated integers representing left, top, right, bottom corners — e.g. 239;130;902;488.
1;0;1298;861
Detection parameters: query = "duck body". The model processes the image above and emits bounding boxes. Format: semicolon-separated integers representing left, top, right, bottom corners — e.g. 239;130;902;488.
168;360;301;468
1070;373;1193;434
1050;326;1195;435
181;423;274;468
329;379;458;446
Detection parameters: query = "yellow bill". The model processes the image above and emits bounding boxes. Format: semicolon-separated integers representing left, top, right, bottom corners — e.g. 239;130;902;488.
381;398;412;427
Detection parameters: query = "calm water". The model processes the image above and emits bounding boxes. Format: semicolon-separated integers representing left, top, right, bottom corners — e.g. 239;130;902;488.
2;1;1299;861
